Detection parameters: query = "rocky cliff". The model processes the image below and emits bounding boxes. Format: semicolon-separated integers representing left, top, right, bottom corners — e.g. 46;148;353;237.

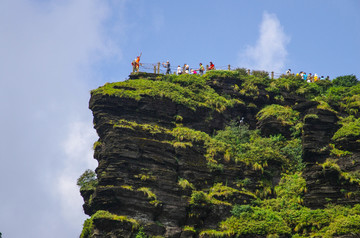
80;71;360;238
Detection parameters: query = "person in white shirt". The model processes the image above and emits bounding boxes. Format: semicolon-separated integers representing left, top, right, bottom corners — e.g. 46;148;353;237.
177;65;182;75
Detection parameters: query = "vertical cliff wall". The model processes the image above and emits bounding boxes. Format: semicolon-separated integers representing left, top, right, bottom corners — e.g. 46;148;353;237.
80;71;360;238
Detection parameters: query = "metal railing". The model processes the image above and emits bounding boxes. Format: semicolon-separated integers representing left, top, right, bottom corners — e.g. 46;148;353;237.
133;62;286;79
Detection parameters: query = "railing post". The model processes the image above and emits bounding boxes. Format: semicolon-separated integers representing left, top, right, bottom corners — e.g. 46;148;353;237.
154;65;156;74
228;64;231;71
271;71;274;79
247;69;251;75
157;62;160;74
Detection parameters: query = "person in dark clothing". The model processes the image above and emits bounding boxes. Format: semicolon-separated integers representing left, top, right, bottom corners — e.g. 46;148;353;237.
163;61;171;74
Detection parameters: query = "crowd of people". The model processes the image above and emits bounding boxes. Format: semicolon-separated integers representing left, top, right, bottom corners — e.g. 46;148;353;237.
175;62;214;76
131;54;215;75
132;55;330;82
286;69;329;82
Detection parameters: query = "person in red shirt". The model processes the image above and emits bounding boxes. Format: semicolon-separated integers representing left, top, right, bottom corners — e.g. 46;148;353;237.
208;61;215;70
135;53;142;72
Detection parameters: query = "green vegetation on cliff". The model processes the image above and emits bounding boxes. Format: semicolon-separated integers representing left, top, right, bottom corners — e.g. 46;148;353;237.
201;173;360;238
91;73;243;112
81;71;360;238
333;116;360;142
77;169;97;192
80;210;139;238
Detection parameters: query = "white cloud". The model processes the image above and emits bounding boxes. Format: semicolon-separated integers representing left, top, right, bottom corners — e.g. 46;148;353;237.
0;0;126;237
238;12;290;74
57;121;97;228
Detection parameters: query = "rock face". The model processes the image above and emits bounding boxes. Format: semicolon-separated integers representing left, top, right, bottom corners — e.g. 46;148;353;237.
80;72;360;237
85;76;264;237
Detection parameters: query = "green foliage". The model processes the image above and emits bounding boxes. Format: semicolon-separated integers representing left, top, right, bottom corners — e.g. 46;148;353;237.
137;187;161;207
135;227;148;238
209;183;252;199
236;133;284;170
323;86;349;106
299;81;324;99
203;70;242;80
266;77;304;94
80;210;139;238
239;80;259;97
80;218;93;238
303;113;319;120
93;140;102;150
265;76;330;100
320;158;341;172
213;123;303;173
320;158;360;186
252;70;269;79
315;78;333;92
257;104;300;126
214;122;251;153
113;119;170;134
92;210;139;227
138;187;157;199
203;172;360;237
178;178;195;190
321;84;360;111
211;207;291;237
189;183;251;207
174;114;183;122
134;173;156;181
274;173;306;203
332;74;358;87
171;126;227;170
321;215;360;237
121;185;134;191
280;138;304;172
231;204;253;217
329;144;352;157
234;67;248;76
183;226;196;232
77;169;98;191
190;191;211;206
332;117;360;142
92;77;241;112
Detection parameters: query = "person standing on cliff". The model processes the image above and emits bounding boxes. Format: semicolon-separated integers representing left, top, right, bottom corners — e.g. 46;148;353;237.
163;60;171;74
199;63;205;75
177;65;182;75
135;53;142;72
303;72;308;82
184;64;190;74
208;62;215;70
131;59;137;72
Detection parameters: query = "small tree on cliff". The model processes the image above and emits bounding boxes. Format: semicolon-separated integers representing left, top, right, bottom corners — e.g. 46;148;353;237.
77;169;97;191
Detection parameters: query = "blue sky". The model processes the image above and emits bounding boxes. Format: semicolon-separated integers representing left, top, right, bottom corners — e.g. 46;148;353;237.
0;1;359;237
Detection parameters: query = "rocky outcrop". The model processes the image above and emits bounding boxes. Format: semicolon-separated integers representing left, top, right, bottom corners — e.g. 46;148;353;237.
297;102;360;208
86;85;261;237
81;72;360;237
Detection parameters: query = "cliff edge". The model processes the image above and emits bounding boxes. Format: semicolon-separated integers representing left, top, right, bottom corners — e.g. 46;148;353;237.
79;71;360;238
